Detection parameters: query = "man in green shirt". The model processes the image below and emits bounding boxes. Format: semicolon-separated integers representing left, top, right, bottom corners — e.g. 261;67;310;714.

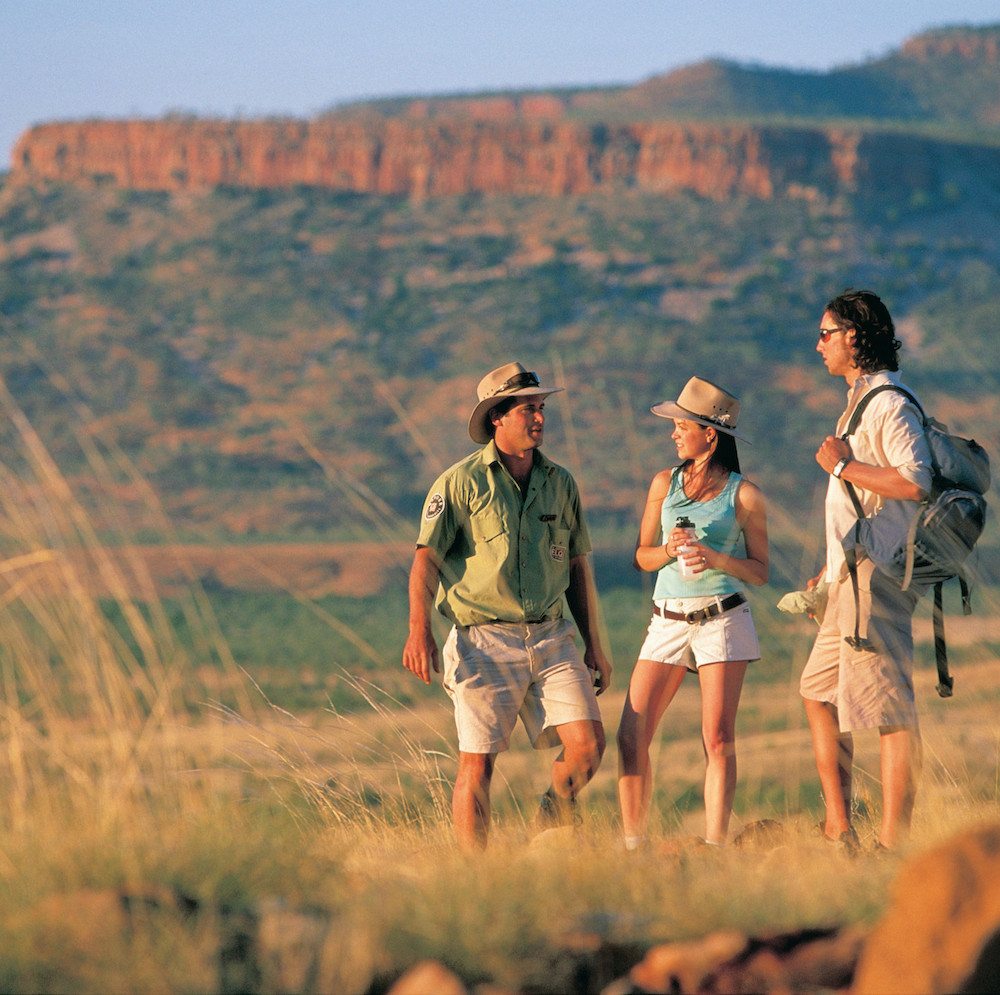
403;362;612;849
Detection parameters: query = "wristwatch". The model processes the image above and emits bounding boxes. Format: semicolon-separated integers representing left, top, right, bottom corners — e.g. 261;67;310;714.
832;456;851;479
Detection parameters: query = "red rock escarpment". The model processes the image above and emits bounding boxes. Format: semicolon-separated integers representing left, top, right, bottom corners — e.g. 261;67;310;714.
11;117;998;200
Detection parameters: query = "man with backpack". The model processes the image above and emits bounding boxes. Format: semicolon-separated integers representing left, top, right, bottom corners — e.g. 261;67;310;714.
800;289;933;854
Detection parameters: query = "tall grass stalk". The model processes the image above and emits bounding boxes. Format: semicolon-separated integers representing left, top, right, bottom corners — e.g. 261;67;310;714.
0;371;258;853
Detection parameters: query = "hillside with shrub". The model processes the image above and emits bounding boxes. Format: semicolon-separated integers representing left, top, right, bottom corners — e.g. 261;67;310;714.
1;23;999;597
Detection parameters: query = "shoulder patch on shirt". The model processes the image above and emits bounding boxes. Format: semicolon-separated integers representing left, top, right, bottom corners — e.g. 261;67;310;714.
424;493;446;521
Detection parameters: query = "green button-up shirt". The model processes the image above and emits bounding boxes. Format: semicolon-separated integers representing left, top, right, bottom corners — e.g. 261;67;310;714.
416;440;592;627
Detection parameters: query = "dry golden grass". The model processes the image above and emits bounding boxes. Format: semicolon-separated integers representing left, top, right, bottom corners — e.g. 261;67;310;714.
0;370;997;992
246;648;1000;843
0;586;996;994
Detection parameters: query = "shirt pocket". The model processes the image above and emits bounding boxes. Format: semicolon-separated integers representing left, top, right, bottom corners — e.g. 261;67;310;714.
471;511;509;571
472;511;507;546
547;525;571;564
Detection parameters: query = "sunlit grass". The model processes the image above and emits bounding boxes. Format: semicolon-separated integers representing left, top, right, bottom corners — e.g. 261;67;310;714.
0;379;997;993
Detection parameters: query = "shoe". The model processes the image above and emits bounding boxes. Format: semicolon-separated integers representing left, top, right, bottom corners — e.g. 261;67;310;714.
732;819;786;851
815;821;860;856
531;787;580;832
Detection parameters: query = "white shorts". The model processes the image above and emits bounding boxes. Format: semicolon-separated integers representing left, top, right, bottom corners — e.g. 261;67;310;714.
637;595;760;670
442;618;601;754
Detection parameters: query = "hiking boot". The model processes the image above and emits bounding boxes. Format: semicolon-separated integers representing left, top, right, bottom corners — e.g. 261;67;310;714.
815;822;861;856
531;787;580;832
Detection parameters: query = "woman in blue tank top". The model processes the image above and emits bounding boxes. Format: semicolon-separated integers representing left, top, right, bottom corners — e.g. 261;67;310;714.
616;378;769;849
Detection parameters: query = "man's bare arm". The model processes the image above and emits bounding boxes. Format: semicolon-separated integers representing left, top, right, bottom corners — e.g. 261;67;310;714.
565;555;612;695
402;546;442;685
816;436;928;502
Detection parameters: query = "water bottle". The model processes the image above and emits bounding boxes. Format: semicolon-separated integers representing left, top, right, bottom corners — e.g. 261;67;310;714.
675;516;698;582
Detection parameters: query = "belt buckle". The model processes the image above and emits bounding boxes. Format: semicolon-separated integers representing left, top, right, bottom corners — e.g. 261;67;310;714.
686;596;724;624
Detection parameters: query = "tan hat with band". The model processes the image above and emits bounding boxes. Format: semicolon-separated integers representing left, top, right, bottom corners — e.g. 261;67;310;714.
651;376;750;443
468;362;563;444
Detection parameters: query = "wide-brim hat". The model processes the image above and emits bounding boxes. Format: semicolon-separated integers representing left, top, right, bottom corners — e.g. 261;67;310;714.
468;362;563;444
650;376;751;444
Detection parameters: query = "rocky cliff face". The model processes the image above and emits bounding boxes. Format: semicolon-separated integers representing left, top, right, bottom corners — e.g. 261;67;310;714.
11;116;1000;202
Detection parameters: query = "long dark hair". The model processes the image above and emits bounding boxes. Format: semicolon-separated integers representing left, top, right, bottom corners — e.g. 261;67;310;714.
676;429;741;503
710;431;741;474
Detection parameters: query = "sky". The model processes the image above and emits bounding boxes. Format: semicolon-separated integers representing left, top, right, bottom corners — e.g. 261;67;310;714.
3;1;999;166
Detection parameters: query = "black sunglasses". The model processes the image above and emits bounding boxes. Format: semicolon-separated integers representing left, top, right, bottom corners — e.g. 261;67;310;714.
491;371;540;395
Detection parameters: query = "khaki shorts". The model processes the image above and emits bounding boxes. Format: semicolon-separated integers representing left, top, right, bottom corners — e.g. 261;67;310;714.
442;618;601;754
799;561;920;732
637;595;760;670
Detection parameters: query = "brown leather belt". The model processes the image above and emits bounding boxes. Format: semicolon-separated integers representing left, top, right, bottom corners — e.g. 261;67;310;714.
653;592;747;624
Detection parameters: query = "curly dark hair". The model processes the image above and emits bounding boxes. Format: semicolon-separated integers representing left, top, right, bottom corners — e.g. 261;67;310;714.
825;289;901;373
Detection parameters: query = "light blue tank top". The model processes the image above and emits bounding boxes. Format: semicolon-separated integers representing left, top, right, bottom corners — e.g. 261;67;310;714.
653;467;745;600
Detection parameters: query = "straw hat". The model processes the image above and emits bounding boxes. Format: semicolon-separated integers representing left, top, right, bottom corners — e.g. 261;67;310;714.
650;376;750;443
468;362;563;444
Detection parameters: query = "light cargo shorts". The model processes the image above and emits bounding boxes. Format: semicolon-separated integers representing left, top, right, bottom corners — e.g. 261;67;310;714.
442;618;601;754
799;562;920;732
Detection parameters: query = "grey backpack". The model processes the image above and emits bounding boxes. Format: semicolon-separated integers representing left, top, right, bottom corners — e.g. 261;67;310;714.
842;385;989;697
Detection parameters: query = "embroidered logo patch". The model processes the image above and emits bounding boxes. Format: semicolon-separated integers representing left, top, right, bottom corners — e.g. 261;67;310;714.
550;544;565;562
424;493;445;521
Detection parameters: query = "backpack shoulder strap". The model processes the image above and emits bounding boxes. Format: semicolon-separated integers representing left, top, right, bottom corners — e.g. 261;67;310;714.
841;383;926;440
840;382;927;520
933;581;955;698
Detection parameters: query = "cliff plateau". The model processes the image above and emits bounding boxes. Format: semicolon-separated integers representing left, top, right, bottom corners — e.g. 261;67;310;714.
11;117;1000;202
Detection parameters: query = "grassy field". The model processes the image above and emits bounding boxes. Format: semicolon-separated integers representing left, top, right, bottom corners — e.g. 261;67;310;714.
0;639;997;993
0;388;997;992
1;518;998;992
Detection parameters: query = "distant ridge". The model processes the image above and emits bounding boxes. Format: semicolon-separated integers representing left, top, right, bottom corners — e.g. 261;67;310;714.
8;25;1000;199
337;24;1000;128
